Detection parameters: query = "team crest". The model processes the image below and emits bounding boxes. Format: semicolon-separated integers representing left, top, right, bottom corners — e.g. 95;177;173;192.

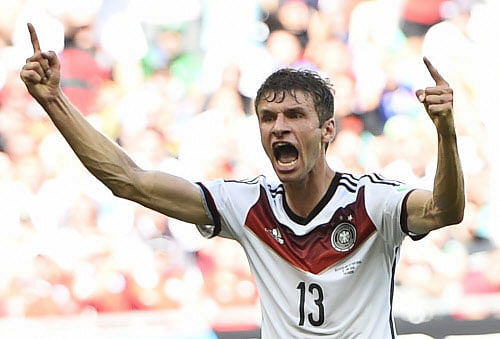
331;222;356;252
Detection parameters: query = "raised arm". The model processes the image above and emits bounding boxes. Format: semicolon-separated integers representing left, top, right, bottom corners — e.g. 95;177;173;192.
20;23;210;225
405;57;465;234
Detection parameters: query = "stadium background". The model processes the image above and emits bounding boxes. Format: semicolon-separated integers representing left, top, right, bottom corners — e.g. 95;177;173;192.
0;0;499;338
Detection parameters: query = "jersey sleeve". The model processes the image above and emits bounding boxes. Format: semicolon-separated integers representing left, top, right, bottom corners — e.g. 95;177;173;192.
363;175;426;247
194;178;262;241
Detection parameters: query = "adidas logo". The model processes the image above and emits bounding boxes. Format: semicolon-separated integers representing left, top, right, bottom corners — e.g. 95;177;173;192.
265;227;284;245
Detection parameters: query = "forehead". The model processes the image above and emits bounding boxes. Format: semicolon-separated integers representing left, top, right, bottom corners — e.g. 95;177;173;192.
256;90;315;113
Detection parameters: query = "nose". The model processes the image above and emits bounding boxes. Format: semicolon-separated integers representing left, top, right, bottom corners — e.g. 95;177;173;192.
272;114;290;138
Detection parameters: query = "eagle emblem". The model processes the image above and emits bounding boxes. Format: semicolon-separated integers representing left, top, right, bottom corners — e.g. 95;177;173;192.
331;222;356;252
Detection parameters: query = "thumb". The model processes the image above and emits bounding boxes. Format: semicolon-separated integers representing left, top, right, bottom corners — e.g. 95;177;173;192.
415;89;425;103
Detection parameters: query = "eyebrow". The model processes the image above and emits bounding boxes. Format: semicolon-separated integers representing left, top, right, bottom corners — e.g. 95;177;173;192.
258;109;274;115
284;106;306;113
258;106;306;115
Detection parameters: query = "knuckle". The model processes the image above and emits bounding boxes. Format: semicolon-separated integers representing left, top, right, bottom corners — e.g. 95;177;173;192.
429;105;439;114
427;95;438;103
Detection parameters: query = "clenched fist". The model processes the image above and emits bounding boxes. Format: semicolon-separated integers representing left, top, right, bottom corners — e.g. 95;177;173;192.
20;23;61;102
416;57;455;136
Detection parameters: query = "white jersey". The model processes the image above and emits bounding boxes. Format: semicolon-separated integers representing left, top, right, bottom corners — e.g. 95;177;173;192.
196;172;423;338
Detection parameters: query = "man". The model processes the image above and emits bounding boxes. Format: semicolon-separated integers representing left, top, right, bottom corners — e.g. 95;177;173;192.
21;23;464;338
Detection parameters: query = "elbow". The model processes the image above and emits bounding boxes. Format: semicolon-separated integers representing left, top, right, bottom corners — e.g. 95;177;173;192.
103;176;140;200
434;193;465;227
92;168;143;200
442;213;463;227
452;199;466;225
456;210;465;225
108;170;146;202
438;207;464;227
110;183;137;200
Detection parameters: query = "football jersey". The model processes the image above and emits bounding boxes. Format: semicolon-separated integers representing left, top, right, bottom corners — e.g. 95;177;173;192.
196;172;422;338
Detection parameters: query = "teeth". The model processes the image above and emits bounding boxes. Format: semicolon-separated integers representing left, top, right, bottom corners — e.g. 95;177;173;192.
273;142;289;148
277;159;297;167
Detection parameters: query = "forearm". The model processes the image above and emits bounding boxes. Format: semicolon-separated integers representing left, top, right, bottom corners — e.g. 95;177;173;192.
20;24;208;222
429;131;465;225
38;89;141;197
402;57;465;233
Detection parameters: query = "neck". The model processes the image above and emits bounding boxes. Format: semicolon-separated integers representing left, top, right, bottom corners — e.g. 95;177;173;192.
283;161;335;219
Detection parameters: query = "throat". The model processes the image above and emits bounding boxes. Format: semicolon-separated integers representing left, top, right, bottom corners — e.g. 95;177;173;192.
274;144;299;165
278;151;298;164
282;170;337;222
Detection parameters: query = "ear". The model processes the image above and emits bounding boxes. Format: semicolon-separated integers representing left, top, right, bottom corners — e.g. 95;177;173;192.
321;118;336;145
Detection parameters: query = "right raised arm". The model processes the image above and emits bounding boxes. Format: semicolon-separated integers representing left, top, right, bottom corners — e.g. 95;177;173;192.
20;23;211;225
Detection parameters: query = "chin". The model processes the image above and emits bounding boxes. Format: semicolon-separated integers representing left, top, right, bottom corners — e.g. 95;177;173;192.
274;167;302;183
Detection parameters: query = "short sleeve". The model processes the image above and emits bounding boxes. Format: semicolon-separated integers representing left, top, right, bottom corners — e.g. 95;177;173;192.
380;186;415;246
363;175;425;247
194;178;262;241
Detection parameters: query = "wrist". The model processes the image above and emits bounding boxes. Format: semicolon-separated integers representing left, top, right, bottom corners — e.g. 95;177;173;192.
434;117;457;139
436;126;457;139
436;128;458;145
37;87;64;107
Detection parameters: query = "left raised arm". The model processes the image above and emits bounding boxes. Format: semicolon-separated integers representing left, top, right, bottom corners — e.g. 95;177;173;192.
406;57;465;235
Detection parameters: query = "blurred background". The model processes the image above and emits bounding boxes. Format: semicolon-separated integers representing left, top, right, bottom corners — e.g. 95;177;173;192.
0;0;499;338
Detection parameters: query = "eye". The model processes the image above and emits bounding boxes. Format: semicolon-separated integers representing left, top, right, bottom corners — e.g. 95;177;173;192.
260;113;275;122
287;111;302;119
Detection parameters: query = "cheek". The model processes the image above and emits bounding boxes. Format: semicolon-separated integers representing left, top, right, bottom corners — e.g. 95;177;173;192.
305;120;318;130
259;127;271;152
303;130;322;157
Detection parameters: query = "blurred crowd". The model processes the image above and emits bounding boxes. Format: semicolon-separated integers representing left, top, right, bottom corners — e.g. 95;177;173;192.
0;0;499;331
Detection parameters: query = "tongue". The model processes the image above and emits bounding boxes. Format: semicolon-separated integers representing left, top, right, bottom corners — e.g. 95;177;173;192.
278;148;298;163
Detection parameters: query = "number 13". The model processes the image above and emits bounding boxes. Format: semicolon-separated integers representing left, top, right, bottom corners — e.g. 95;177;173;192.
297;281;325;326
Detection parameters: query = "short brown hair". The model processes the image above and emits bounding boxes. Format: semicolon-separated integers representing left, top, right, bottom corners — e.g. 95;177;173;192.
255;68;334;126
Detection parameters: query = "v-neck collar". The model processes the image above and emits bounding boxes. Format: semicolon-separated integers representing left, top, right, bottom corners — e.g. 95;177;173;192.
282;172;341;225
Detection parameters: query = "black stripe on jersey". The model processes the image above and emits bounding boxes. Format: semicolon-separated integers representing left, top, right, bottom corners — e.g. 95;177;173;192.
338;182;356;193
360;174;400;187
224;175;262;185
269;185;283;193
373;173;403;185
196;182;222;237
389;247;399;339
282;172;341;225
271;191;284;198
269;185;284;197
342;172;360;182
339;176;358;192
400;189;427;241
339;178;358;189
340;173;359;187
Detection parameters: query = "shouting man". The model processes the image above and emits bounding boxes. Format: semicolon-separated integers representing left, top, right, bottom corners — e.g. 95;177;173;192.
21;23;464;338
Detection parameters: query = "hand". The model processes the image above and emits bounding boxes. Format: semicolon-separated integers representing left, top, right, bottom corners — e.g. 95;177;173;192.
416;57;455;135
20;23;61;102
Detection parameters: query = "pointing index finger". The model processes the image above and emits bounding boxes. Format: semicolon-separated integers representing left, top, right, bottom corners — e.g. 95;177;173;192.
27;23;41;53
423;56;449;86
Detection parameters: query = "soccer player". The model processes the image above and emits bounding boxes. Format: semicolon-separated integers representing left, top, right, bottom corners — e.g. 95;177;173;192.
21;23;464;338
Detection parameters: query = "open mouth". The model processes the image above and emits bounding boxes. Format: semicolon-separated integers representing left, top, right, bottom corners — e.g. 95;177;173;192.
273;142;299;167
